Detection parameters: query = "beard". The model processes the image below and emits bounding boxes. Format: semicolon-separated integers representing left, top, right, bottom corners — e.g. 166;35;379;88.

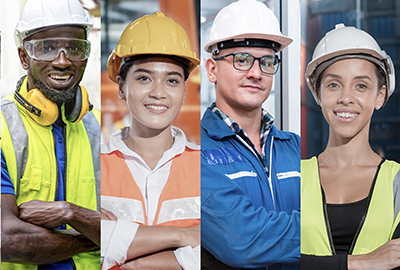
28;68;78;106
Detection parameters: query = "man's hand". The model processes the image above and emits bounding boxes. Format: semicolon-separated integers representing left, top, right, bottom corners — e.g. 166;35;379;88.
19;200;100;246
19;200;72;229
102;208;118;221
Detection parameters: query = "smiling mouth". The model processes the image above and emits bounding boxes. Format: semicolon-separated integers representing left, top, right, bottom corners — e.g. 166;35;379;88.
335;112;359;118
49;74;72;82
145;105;168;111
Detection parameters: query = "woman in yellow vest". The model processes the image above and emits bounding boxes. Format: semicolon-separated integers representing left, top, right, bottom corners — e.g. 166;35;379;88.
100;12;200;270
302;24;400;269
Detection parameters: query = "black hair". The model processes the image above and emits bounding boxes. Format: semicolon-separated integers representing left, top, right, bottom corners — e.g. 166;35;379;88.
118;54;190;82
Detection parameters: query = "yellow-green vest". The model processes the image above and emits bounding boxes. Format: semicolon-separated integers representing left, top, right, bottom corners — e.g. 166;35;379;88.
1;79;101;270
301;156;400;256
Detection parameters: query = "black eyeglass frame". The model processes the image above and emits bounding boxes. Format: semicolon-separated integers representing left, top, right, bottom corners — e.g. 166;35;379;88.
213;52;281;75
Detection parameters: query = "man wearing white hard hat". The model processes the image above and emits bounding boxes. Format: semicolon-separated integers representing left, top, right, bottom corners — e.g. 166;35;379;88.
1;0;100;269
201;0;300;269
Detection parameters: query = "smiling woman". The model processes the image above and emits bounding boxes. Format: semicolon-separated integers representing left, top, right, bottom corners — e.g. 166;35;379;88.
301;24;400;270
100;11;201;270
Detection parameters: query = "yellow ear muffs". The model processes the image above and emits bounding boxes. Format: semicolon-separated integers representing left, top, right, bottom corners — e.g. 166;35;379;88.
65;85;93;123
15;88;59;126
14;84;93;126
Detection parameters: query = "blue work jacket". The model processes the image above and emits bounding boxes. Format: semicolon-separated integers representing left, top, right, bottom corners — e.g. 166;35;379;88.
201;108;300;270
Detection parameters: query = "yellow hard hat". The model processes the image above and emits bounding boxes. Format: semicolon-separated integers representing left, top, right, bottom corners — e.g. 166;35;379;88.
107;11;199;82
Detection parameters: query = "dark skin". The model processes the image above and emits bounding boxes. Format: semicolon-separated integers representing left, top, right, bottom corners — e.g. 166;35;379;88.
2;26;100;264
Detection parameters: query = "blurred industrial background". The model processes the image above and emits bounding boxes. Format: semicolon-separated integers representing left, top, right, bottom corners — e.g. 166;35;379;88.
1;0;101;110
101;0;201;144
201;0;301;135
301;0;400;162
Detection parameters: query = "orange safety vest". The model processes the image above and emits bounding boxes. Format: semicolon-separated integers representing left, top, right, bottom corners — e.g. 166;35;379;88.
101;147;200;227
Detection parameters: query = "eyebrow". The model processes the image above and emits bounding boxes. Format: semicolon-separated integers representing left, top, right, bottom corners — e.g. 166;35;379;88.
133;68;153;74
353;75;372;82
132;69;183;78
324;74;372;82
166;71;184;79
324;74;342;79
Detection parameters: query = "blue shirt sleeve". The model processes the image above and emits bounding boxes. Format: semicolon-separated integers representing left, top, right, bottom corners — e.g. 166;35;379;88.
201;168;300;268
1;150;16;195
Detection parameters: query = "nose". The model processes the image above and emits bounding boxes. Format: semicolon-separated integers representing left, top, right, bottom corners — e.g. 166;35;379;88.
149;81;167;99
246;59;262;80
338;87;355;105
52;50;72;68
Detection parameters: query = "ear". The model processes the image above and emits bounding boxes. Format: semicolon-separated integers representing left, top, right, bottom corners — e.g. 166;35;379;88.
182;90;185;104
18;47;30;70
205;58;218;83
116;76;126;101
375;85;386;110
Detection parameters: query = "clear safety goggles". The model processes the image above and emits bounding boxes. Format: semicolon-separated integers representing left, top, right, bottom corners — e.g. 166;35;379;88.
214;52;281;75
24;38;91;62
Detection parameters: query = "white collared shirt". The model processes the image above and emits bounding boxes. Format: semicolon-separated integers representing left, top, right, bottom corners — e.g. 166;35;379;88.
102;126;199;225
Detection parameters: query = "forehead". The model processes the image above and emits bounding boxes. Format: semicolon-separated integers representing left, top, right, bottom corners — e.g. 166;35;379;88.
27;26;86;41
218;46;276;57
322;58;377;77
132;56;184;72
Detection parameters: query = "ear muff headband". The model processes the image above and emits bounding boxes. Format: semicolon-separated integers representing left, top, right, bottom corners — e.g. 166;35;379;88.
14;76;92;126
66;85;93;123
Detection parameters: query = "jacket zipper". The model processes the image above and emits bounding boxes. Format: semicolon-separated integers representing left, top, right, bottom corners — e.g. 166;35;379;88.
63;125;67;203
71;258;77;270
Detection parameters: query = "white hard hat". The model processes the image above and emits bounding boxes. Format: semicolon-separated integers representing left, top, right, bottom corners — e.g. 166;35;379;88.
306;23;395;105
15;0;93;47
204;0;293;54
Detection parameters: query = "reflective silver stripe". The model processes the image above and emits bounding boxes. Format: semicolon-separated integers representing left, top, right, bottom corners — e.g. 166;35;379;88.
157;197;200;225
1;99;28;197
82;111;101;212
277;171;301;180
394;169;400;222
101;195;145;224
225;171;257;180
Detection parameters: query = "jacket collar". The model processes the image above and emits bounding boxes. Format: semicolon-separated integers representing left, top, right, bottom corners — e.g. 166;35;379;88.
202;107;292;141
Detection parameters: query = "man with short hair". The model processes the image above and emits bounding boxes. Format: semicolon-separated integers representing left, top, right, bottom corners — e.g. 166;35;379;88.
201;0;300;269
1;0;100;269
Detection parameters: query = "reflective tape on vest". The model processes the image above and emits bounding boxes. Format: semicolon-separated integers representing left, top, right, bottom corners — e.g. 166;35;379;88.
102;195;145;224
157;196;200;225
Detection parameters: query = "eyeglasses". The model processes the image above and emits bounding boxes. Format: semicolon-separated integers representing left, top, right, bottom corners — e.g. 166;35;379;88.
24;38;91;62
214;52;281;75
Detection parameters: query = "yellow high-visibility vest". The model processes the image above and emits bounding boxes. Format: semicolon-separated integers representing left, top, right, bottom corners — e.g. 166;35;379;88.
301;156;400;255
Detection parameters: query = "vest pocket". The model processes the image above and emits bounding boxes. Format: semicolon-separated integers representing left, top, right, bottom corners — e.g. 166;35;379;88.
19;165;51;200
20;165;50;191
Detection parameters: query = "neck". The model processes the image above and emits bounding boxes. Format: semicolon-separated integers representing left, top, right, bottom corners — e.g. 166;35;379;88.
216;101;263;153
216;101;263;135
319;125;381;167
124;125;174;170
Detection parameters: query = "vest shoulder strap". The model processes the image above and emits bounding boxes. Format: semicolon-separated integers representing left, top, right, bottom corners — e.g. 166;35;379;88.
1;99;28;197
81;111;101;212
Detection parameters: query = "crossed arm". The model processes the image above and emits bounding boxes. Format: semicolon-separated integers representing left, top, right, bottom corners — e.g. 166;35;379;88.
1;194;100;265
101;208;200;270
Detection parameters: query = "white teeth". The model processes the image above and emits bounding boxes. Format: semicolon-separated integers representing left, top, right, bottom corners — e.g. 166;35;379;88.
145;105;168;111
50;74;71;81
336;112;358;118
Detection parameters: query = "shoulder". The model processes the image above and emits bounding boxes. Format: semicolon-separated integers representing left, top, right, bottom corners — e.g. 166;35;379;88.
172;126;200;151
101;128;126;154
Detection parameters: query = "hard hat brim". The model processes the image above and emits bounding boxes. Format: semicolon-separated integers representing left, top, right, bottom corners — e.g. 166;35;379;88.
204;33;293;54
